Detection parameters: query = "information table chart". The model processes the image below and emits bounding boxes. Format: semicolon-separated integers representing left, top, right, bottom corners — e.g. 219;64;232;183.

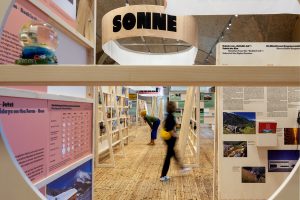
48;101;92;175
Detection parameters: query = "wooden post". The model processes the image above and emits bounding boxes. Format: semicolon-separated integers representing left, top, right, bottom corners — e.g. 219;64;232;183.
195;86;201;166
216;87;221;200
135;94;139;137
179;86;195;158
158;97;164;121
77;0;95;42
151;96;158;117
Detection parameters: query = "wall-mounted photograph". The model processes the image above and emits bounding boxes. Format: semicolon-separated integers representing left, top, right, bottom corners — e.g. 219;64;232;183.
258;122;277;134
284;128;300;145
223;112;256;134
242;167;266;183
268;150;300;172
46;160;92;200
223;141;247;157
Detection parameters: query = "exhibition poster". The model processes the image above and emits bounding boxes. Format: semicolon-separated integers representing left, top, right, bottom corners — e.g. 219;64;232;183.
217;42;300;199
0;96;93;185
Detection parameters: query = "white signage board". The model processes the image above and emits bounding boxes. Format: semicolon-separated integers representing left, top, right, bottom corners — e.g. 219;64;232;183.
217;42;300;66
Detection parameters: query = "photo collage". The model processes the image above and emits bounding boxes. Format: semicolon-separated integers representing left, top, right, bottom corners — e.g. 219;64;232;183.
223;111;300;183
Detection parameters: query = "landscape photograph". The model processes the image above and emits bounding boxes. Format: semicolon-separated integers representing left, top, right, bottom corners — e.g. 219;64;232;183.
223;141;247;157
223;112;256;134
46;160;92;200
242;167;266;183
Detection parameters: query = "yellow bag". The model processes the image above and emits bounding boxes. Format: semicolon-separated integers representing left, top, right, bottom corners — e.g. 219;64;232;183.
160;128;171;140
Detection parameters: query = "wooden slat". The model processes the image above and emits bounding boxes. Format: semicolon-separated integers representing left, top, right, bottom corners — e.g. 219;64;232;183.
0;65;299;86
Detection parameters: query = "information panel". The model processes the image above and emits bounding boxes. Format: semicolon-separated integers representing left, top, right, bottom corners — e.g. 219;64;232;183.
217;42;300;66
216;42;300;200
0;96;93;184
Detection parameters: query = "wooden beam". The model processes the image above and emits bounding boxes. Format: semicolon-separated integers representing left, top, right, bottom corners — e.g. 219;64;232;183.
0;65;299;86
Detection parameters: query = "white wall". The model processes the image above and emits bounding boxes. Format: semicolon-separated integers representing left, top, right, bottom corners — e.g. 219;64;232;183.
47;29;88;98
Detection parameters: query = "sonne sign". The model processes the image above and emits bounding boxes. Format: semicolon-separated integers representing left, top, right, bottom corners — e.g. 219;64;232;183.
112;12;177;32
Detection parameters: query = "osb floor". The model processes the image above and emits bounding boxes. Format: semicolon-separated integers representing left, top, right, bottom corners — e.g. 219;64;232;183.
94;126;215;200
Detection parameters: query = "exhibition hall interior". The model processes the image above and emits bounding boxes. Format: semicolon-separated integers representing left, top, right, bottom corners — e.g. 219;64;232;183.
0;0;300;200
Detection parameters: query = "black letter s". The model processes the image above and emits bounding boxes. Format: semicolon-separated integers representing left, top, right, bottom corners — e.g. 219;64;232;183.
113;15;122;32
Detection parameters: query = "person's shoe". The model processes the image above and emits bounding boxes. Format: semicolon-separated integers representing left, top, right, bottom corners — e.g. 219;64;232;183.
180;167;192;174
160;176;170;182
147;142;155;145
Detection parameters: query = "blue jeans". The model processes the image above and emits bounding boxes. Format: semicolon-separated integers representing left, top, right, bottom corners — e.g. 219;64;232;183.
151;119;160;140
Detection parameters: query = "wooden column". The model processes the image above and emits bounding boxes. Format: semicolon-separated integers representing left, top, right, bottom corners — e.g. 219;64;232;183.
158;97;164;121
195;87;201;165
179;86;196;157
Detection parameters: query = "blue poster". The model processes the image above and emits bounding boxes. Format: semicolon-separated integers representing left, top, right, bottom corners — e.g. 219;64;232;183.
46;159;92;200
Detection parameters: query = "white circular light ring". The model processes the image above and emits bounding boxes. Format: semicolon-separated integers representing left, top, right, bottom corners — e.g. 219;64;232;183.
103;40;198;65
102;5;198;65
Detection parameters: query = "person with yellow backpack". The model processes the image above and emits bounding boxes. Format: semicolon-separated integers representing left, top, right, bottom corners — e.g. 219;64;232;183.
160;101;191;182
140;110;160;145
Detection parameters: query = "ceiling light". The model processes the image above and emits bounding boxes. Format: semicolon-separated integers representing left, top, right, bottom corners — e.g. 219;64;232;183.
235;14;238;17
228;23;232;26
226;27;230;30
